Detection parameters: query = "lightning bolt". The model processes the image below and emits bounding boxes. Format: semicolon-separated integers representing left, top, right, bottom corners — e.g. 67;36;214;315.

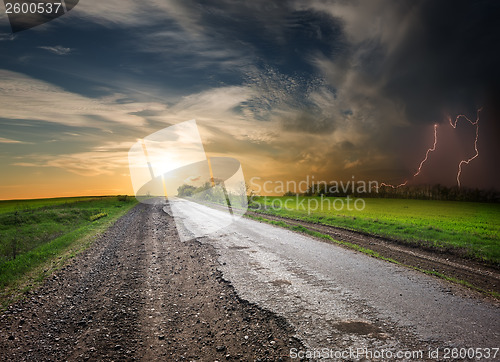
449;108;482;188
380;180;408;189
414;124;438;177
380;124;438;189
381;108;481;189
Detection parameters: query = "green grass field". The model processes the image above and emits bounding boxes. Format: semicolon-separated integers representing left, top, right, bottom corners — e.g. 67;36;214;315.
0;196;137;304
250;196;500;264
0;196;104;215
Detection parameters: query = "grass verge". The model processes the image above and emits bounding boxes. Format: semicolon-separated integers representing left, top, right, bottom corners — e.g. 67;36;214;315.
0;196;103;214
0;197;137;309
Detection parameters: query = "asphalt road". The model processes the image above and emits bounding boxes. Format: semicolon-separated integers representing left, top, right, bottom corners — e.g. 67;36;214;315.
171;198;500;358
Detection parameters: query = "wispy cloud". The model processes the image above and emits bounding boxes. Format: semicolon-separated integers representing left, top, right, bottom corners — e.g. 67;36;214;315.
0;70;168;129
75;0;214;30
137;29;252;72
12;147;130;176
0;33;15;41
0;137;30;144
38;45;73;55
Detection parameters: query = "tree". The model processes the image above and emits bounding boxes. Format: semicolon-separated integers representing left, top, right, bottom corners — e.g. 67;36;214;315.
177;184;197;197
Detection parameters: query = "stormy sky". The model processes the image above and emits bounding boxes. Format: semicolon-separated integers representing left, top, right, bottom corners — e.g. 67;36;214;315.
0;0;499;198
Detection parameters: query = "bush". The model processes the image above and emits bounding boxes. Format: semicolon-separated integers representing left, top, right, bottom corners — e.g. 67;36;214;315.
89;212;108;221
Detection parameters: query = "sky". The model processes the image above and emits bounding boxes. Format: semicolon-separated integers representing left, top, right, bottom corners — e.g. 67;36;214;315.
0;0;499;199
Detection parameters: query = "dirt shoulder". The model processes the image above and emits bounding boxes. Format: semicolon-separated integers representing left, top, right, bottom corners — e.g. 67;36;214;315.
0;203;304;361
248;211;500;299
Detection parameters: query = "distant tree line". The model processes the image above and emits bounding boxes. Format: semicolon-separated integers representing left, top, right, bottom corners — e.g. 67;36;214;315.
285;183;499;203
375;184;499;203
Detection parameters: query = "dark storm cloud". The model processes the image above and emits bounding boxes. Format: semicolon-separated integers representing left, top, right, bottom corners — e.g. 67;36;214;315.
190;1;345;73
298;0;500;187
381;0;500;124
142;0;347;133
302;0;499;129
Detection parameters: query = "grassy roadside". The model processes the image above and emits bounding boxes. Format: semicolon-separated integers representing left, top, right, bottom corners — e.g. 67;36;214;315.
0;197;137;309
0;196;102;215
249;196;500;265
247;214;500;299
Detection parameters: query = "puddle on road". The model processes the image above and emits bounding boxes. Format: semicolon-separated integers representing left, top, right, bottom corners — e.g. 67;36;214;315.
333;321;382;336
269;279;292;287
